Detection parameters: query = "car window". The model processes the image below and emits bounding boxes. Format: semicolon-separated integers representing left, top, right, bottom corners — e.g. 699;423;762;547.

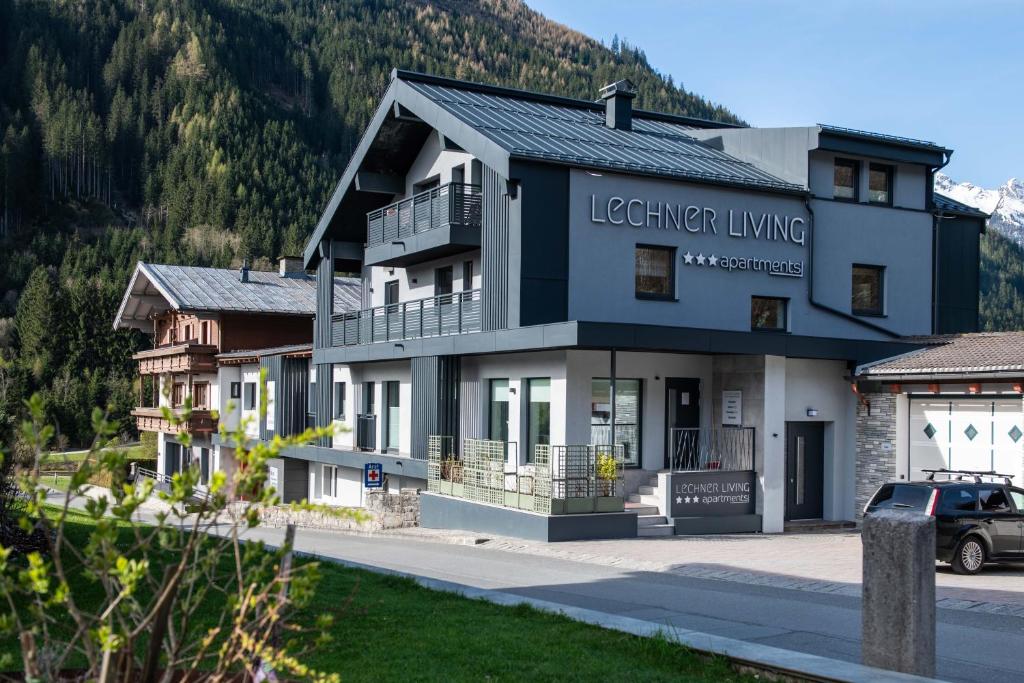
870;484;932;511
978;488;1012;513
1009;488;1024;512
941;487;978;512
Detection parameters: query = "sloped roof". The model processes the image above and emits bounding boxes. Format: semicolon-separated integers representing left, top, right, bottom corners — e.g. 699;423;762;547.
216;343;313;363
403;78;800;193
114;262;361;330
817;124;949;153
856;333;1024;377
933;192;990;219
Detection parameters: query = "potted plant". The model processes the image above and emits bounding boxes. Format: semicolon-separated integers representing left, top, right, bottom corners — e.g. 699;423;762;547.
594;451;623;512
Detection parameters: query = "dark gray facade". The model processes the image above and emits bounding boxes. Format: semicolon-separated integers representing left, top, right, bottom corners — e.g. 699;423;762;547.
409;355;460;460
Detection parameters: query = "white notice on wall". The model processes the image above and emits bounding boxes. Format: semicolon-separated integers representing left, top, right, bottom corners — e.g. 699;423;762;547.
266;380;276;431
268;465;279;491
723;391;742;426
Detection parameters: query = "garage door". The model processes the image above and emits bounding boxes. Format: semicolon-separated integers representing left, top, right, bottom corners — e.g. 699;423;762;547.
909;398;1023;484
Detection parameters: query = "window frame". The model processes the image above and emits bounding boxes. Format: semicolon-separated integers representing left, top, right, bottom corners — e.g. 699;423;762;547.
833;158;860;202
462;260;473;291
851;263;886;317
382;380;400;453
868;163;894;206
487;378;510;443
192;382;209;409
750;296;790;332
321;464;337;498
333;381;346;420
634;244;676;301
243;382;257;411
590;378;643;469
230;381;241;400
525;377;552;464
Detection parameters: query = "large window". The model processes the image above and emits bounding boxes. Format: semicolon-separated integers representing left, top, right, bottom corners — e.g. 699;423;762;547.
591;379;642;468
751;296;788;331
833;158;859;200
868;163;893;205
333;382;346;419
635;245;675;300
383;381;400;452
526;378;551;463
488;379;510;443
852;264;885;316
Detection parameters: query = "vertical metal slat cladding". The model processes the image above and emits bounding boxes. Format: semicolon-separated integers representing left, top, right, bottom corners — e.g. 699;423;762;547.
459;372;481;443
258;354;280;441
411;356;460;460
481;166;509;331
315;363;333;447
315;240;334;349
280;357;308;437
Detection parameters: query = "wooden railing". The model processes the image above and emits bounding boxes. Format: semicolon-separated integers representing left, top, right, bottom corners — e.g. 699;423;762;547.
366;182;481;248
331;289;481;346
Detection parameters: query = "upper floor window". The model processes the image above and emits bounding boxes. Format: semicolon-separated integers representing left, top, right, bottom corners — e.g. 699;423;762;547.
635;245;675;300
868;163;893;205
333;381;346;420
243;382;257;410
192;383;209;409
833;158;859;200
751;296;788;331
200;321;210;345
172;383;185;407
852;264;885;316
230;382;241;399
462;260;473;290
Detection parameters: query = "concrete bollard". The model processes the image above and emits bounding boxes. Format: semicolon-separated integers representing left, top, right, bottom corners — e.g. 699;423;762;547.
861;510;936;677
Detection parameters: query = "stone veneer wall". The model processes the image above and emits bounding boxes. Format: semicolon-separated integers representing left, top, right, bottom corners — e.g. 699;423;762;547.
258;488;421;531
855;393;897;518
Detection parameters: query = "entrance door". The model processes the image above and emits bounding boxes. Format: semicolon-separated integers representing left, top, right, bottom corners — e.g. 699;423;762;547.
785;422;825;520
384;280;399;305
664;378;700;469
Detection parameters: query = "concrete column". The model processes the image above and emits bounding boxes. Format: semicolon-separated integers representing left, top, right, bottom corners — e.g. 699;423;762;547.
862;510;936;676
761;355;786;533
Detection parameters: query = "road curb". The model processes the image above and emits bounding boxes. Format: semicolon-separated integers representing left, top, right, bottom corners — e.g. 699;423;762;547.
299;550;943;683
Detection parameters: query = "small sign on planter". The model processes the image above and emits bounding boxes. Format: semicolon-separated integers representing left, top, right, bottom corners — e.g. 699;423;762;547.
364;463;383;489
669;470;755;517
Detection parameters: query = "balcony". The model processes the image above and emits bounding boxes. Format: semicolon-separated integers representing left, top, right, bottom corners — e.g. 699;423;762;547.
132;407;217;435
331;289;481;346
364;182;481;267
133;344;217;375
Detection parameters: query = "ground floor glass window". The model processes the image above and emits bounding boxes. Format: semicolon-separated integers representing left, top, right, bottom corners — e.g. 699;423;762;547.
488;379;510;443
384;381;400;452
591;379;642;468
526;378;551;463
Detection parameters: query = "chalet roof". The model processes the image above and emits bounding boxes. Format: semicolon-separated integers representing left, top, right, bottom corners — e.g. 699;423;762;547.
216;343;313;364
856;332;1024;378
114;262;361;331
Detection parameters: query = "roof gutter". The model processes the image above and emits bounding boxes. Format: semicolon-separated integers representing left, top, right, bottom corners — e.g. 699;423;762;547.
929;149;954;334
803;197;902;338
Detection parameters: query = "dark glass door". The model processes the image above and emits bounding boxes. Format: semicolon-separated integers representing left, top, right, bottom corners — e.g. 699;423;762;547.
664;378;700;469
434;266;453;296
384;280;399;305
786;422;825;520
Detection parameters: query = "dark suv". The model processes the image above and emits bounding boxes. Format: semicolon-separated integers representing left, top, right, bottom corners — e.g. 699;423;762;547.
865;474;1024;575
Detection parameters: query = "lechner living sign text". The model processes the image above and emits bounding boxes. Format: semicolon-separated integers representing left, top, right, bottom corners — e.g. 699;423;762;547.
589;194;807;278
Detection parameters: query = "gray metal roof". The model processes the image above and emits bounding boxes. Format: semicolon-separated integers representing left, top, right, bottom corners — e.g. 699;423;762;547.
817;124;949;152
933;192;990;219
404;78;803;193
114;262;361;330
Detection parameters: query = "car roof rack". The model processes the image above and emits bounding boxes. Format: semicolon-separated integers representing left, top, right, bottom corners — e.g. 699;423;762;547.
921;468;1015;486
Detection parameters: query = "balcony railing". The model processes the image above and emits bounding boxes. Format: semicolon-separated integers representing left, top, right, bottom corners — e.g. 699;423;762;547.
356;414;377;451
366;182;482;248
669;427;755;472
331;289;481;346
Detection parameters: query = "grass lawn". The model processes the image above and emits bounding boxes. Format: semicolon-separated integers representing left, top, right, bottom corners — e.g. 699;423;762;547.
1;509;754;682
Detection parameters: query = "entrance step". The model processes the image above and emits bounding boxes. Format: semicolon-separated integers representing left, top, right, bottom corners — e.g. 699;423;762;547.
637;485;656;495
628;493;661;507
784;519;857;533
637;523;675;537
625;502;659;516
637;514;668;528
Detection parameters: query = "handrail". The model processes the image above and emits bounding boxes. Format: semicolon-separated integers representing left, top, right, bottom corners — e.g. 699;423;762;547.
366;182;482;248
330;289;481;346
669;427;755;472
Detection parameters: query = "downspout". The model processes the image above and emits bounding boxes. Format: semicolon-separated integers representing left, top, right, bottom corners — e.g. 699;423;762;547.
803;196;901;338
928;150;954;333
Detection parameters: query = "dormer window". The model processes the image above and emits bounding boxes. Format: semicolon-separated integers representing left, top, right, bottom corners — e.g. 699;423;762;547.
868;164;893;205
833;158;859;200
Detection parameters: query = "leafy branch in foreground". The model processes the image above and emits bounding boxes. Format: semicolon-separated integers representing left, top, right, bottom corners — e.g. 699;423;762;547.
0;369;364;681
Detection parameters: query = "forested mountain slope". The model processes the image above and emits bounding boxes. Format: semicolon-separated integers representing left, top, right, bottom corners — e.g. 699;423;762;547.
0;0;741;445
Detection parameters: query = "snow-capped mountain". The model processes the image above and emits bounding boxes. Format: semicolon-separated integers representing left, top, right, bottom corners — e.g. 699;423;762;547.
935;173;1024;245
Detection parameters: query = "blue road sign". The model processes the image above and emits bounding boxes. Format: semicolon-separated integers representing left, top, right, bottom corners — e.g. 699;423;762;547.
364;462;383;489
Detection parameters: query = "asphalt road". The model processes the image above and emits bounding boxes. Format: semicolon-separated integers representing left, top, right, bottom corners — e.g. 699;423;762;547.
248;526;1024;683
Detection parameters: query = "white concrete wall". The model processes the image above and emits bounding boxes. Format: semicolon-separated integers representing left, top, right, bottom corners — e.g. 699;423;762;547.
331;365;355;450
403;131;474;197
334;361;412;456
241;366;260;440
368;251;481;308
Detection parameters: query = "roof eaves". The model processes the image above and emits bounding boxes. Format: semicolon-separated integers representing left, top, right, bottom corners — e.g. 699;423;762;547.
817;124;951;154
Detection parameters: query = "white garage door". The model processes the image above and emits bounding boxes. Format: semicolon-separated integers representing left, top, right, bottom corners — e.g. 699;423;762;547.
909;398;1023;484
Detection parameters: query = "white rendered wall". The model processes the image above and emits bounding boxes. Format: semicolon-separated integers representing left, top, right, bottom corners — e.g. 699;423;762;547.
338;361;412;456
761;355;787;533
331;365;355;450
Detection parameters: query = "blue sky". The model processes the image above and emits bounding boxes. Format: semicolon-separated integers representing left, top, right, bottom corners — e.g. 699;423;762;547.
526;0;1022;188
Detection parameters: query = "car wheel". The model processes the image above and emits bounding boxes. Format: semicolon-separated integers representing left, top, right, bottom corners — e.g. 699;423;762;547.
952;536;986;575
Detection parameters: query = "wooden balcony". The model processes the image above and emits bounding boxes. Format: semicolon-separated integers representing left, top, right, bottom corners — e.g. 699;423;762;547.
133;343;218;375
364;182;481;267
132;407;217;434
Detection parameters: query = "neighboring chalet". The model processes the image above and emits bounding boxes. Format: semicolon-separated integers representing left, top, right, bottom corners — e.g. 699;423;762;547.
114;259;359;483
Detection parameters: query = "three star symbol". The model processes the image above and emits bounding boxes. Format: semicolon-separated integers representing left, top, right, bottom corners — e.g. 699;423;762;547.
675;496;695;504
682;252;718;267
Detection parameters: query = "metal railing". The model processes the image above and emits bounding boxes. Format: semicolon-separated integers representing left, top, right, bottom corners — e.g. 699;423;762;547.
356;414;377;451
331;289;481;346
366;182;482;248
669;427;755;472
